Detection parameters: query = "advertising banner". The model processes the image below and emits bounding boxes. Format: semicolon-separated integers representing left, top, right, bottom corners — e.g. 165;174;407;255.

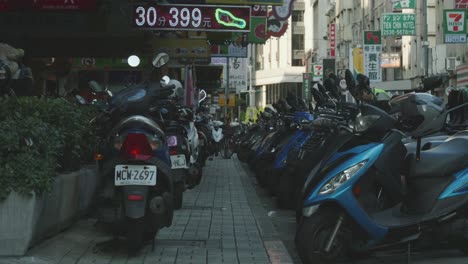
444;9;467;43
133;4;251;32
211;43;248;58
363;31;382;82
0;0;97;11
302;72;312;101
229;58;248;94
392;0;415;9
381;53;401;68
330;24;336;57
382;13;416;36
154;39;210;59
455;0;468;9
312;64;323;81
323;59;336;79
352;48;364;76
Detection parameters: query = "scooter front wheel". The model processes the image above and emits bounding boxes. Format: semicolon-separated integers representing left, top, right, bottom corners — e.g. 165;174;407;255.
295;208;351;264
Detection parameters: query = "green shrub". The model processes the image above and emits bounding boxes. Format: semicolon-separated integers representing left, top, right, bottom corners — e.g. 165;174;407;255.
0;96;98;200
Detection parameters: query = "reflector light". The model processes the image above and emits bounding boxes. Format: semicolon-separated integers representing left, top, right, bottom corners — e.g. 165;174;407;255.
94;153;104;161
128;195;144;201
169;148;178;155
121;133;153;160
167;135;178;147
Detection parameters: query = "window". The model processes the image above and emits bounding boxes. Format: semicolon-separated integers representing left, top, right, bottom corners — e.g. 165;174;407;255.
292;59;303;66
292;34;305;50
292;11;304;22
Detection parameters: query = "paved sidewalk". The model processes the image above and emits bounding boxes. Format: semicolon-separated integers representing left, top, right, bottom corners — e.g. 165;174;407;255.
0;157;293;264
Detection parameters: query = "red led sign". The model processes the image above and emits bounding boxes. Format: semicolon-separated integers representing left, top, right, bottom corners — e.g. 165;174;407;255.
133;4;251;32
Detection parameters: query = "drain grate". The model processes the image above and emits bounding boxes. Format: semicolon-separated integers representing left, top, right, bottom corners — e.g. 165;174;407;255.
181;206;226;211
155;239;207;248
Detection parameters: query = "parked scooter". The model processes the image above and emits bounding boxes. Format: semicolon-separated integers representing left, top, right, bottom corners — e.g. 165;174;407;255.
92;53;177;253
295;92;468;263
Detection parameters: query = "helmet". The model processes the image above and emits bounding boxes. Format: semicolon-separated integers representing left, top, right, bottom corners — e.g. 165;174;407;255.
167;79;184;99
262;105;277;119
390;93;445;137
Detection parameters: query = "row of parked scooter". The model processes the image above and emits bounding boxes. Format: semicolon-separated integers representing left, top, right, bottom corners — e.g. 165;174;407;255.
74;53;233;253
233;70;468;263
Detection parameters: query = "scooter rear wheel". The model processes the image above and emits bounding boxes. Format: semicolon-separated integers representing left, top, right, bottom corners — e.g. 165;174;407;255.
126;217;144;255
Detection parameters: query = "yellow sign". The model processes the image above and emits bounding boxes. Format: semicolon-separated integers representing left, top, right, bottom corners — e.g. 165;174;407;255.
218;93;226;106
228;94;236;107
153;39;210;59
353;48;364;75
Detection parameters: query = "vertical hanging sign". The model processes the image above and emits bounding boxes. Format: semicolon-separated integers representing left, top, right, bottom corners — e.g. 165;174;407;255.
330;23;336;57
363;31;382;82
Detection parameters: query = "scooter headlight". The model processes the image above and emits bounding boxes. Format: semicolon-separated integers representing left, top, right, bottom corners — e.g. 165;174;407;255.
318;161;367;195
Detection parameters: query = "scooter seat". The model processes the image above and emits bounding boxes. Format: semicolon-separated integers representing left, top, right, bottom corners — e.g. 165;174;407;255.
408;137;468;178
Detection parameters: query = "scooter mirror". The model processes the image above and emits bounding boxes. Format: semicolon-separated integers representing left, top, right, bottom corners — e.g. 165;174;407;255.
88;80;104;93
174;86;185;98
75;94;87;105
152;53;170;68
199;89;207;103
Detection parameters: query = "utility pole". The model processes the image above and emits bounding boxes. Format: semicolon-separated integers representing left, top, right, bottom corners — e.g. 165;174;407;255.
422;0;429;77
225;57;229;120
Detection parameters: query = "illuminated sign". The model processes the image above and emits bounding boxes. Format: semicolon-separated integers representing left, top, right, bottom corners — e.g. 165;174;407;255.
166;0;283;6
0;0;97;11
133;4;251;32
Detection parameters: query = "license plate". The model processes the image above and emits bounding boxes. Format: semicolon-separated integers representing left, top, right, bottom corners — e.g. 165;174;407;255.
115;165;157;186
170;154;187;169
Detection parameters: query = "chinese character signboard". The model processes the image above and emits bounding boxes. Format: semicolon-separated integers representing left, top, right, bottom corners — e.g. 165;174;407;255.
444;9;467;43
312;64;323;81
455;0;468;9
323;59;336;78
381;53;401;68
392;0;415;10
330;24;336;57
133;4;251;32
363;31;382;82
382;13;416;36
349;48;364;77
302;72;312;101
211;43;248;57
229;58;248;94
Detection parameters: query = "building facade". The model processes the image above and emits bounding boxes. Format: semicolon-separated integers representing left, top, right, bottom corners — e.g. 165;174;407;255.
250;0;468;107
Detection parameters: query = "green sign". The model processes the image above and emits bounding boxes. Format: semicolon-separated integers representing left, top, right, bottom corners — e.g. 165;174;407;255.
363;31;381;45
382;13;416;36
249;17;267;44
444;9;467;43
302;73;312;101
392;0;415;9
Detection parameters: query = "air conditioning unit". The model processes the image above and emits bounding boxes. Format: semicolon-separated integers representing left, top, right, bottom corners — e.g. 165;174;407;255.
446;57;457;71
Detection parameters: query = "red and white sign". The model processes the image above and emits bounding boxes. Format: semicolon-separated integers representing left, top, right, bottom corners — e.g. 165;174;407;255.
330;23;336;57
252;5;267;17
313;64;323;81
455;0;468;9
457;64;468;88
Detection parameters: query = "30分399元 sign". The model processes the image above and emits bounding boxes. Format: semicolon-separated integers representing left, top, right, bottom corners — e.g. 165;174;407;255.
133;4;251;32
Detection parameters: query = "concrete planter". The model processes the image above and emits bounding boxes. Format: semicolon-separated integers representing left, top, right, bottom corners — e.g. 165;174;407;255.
0;164;98;256
0;192;43;256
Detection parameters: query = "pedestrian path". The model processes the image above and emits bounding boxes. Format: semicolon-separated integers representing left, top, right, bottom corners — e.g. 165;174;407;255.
0;156;293;264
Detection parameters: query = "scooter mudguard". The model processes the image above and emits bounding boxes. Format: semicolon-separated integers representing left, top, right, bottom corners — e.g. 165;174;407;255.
123;186;149;219
303;143;389;241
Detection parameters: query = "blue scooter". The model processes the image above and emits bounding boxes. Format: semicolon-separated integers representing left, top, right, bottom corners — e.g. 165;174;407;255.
296;94;468;263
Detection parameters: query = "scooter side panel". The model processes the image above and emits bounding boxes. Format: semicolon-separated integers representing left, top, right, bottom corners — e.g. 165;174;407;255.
273;131;311;169
439;168;468;199
304;143;388;240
